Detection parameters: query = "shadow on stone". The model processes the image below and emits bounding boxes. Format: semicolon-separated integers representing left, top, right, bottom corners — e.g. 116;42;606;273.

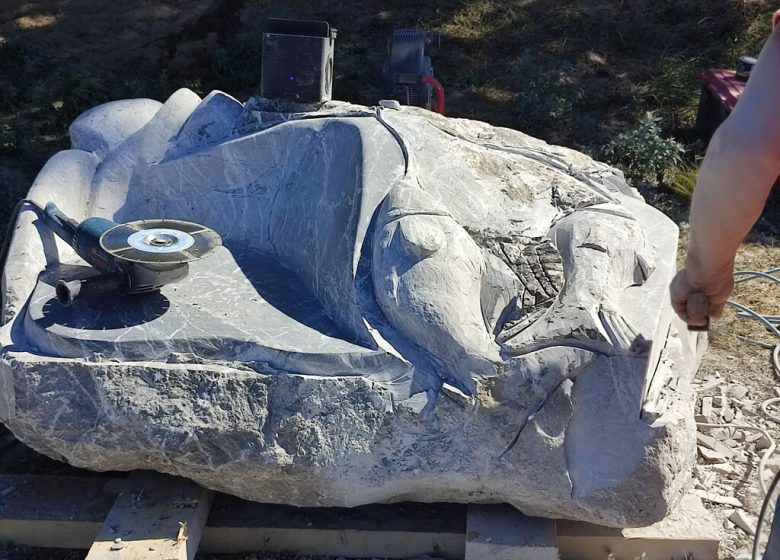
36;284;170;330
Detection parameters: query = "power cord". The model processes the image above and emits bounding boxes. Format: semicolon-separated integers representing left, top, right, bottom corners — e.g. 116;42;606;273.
0;199;44;272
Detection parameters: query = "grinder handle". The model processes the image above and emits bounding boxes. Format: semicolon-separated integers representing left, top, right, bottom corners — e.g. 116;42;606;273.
56;272;129;306
40;203;80;246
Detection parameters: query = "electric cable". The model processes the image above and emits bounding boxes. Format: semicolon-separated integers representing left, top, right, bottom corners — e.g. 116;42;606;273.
0;198;45;274
756;469;780;560
0;198;44;272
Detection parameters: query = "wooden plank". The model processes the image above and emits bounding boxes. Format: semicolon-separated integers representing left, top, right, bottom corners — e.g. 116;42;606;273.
203;526;466;558
0;519;104;549
201;495;466;558
85;471;214;560
0;474;719;560
556;495;720;560
0;474;118;548
465;504;558;560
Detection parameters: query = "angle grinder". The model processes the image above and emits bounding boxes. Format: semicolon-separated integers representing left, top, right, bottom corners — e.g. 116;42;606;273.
38;202;221;306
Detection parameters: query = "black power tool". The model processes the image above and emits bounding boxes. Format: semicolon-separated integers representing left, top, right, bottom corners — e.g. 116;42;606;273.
38;203;221;305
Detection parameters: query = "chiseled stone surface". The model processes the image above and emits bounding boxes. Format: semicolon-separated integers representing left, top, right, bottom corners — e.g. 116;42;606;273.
0;90;705;527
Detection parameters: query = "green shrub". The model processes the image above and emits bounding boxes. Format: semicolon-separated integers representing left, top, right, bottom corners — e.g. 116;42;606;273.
181;79;205;97
601;113;684;183
514;51;584;135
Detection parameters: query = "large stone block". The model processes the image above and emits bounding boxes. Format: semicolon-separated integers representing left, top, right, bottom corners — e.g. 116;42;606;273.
0;91;704;527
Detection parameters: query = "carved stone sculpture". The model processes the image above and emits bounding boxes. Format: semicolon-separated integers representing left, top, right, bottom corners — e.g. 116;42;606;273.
0;90;704;527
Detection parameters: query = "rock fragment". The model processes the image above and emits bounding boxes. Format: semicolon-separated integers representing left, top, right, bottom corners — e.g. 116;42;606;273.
692;489;743;508
697;433;736;459
729;510;756;535
701;396;713;417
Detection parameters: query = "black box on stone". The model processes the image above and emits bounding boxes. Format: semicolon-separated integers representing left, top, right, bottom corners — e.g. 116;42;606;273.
261;19;336;103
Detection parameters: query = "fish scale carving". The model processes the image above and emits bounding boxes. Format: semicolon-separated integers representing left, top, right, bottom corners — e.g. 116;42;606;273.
473;230;565;312
502;238;564;310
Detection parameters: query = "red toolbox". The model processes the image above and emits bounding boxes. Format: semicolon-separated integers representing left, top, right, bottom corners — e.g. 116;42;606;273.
695;68;746;142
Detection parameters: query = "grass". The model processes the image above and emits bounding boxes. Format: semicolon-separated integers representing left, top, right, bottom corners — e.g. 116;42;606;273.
666;166;699;199
713;243;780;356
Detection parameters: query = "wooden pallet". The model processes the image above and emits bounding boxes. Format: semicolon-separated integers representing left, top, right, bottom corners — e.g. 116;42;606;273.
0;471;720;559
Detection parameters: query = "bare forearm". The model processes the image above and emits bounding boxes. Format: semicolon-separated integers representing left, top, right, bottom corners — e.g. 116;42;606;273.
686;129;776;283
686;29;780;284
671;17;780;326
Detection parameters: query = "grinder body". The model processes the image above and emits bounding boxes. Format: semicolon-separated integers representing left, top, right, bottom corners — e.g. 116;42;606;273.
39;203;129;303
41;203;119;273
37;203;217;305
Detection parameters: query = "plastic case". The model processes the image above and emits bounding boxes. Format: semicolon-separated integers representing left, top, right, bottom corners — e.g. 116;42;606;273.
261;19;336;103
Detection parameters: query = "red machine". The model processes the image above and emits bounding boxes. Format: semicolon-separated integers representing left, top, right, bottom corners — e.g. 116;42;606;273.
695;57;755;142
380;29;445;115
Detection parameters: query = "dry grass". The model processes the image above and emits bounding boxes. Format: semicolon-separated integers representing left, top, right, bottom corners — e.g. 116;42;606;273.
712;242;780;357
676;226;780;363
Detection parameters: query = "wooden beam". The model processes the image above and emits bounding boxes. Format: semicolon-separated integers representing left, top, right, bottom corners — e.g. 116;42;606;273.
556;495;720;560
465;504;558;560
0;474;117;548
84;471;214;560
0;473;719;560
201;495;467;558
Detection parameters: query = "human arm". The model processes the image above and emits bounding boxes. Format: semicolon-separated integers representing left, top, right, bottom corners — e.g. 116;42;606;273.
671;27;780;326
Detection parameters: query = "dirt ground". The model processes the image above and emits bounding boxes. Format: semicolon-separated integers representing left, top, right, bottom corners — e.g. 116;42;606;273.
2;1;780;559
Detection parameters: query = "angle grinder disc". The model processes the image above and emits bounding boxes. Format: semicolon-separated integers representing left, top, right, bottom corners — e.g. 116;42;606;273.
100;219;222;265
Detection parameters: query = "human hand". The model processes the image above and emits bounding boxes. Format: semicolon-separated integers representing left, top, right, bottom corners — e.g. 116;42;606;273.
669;267;734;327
